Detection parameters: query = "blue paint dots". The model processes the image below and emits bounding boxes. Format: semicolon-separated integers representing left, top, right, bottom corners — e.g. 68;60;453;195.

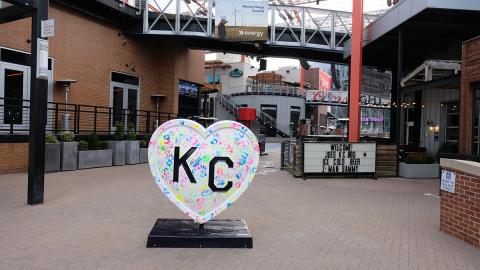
239;152;248;165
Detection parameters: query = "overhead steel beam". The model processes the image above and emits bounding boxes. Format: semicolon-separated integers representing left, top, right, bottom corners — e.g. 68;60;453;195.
0;5;32;23
2;0;36;8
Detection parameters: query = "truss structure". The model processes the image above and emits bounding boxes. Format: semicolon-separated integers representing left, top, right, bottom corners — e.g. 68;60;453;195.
142;0;381;51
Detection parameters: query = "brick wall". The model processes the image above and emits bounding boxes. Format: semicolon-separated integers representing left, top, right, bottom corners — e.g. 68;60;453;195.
440;167;480;248
0;3;205;114
0;143;29;174
0;3;205;174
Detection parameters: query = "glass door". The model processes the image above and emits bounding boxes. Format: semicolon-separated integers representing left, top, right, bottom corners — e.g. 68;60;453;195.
290;106;301;137
110;82;139;129
0;62;30;131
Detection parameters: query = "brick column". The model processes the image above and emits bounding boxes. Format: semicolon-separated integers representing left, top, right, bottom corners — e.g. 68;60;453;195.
440;159;480;248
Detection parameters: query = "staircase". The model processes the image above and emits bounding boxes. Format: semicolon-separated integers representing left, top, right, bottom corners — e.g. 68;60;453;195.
216;93;290;138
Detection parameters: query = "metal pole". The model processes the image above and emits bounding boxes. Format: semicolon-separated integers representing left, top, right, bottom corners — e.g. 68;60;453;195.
207;0;212;36
395;29;404;177
330;11;336;49
347;0;363;142
175;0;180;33
155;100;159;127
28;0;49;205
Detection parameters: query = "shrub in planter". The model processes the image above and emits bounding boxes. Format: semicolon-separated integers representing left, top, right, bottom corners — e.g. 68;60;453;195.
139;140;148;164
78;140;88;151
400;154;439;179
125;123;140;165
78;138;113;170
59;131;75;143
108;123;126;166
59;131;78;171
405;154;436;164
95;141;109;150
45;134;61;173
45;134;58;144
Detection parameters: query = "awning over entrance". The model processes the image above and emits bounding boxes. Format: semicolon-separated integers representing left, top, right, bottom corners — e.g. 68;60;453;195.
343;0;480;70
400;60;461;93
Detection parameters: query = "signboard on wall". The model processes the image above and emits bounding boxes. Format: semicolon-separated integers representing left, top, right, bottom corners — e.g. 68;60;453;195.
303;143;376;174
306;90;348;106
441;170;456;193
306;90;391;107
319;70;332;91
215;0;268;41
36;38;49;80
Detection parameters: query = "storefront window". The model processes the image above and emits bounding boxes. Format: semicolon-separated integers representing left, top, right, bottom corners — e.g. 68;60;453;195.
361;107;390;137
441;101;459;153
178;80;200;117
473;85;480;155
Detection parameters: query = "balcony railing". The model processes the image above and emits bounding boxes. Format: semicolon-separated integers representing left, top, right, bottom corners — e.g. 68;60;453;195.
245;83;304;97
0;98;178;135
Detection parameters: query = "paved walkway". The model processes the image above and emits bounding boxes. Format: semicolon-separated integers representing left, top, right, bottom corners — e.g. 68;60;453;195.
0;145;479;270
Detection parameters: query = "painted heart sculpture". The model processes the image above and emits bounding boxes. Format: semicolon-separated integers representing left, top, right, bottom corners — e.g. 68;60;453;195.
148;119;260;224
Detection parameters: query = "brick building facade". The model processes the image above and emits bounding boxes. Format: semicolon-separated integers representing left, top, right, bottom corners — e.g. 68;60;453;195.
440;159;480;248
0;2;205;174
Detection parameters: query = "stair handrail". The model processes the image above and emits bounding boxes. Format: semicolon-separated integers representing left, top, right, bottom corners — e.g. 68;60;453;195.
216;92;239;116
217;91;292;137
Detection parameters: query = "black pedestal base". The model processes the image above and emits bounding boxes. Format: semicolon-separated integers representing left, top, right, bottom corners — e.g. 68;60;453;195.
146;219;253;248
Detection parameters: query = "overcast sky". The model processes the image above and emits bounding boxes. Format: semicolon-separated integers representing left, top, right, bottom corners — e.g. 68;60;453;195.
306;0;389;12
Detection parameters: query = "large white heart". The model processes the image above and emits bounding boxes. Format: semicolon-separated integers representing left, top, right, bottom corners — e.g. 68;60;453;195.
148;119;260;224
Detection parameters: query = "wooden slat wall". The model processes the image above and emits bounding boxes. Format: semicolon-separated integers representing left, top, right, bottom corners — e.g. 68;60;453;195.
375;144;397;178
460;37;480;154
421;88;459;154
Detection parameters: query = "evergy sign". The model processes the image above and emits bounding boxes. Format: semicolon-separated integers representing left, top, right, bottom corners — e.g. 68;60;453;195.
216;0;268;41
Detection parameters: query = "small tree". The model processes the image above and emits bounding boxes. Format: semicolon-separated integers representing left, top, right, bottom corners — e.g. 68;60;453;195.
114;122;125;141
86;133;99;150
126;122;137;141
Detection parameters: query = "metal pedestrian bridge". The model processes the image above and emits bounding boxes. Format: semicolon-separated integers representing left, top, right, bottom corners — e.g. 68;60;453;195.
137;0;381;54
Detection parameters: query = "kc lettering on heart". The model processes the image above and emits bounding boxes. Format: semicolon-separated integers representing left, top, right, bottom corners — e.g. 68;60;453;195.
148;119;260;224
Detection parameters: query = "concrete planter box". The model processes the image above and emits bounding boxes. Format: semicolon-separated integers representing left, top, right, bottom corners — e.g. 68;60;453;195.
78;149;113;170
399;163;440;179
61;142;78;171
126;141;140;165
107;141;125;166
45;143;61;173
139;148;148;164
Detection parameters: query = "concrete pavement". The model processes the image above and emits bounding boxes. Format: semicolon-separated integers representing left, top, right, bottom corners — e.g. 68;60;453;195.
0;145;479;270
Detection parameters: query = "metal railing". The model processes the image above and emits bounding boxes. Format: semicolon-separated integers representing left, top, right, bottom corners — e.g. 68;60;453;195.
0;98;177;135
143;0;382;51
245;83;303;97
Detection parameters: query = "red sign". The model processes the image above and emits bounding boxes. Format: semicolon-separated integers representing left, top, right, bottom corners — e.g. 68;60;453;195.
319;70;332;91
306;90;348;105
